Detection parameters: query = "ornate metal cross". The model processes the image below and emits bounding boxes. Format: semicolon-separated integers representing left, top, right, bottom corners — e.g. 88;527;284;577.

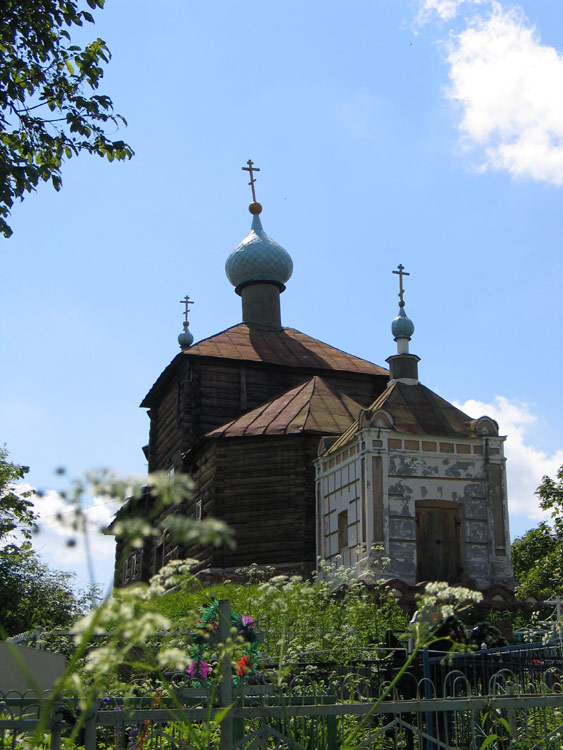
392;264;410;306
242;159;260;202
179;294;194;325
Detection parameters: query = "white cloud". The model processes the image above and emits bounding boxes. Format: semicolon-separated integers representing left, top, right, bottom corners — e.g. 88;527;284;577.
454;396;563;527
18;484;120;568
416;0;484;24
446;3;563;185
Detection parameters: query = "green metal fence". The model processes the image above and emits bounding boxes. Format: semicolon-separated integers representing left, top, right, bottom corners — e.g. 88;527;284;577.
2;599;562;749
2;683;562;749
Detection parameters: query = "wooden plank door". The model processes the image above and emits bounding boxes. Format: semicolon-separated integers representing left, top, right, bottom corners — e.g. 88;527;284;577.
416;502;462;583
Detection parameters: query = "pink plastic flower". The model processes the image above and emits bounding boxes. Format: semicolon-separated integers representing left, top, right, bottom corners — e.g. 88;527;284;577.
187;659;210;679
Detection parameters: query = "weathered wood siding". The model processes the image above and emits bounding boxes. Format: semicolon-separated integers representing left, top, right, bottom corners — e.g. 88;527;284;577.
146;355;386;475
164;434;323;575
121;352;387;585
146;370;185;473
209;434;319;572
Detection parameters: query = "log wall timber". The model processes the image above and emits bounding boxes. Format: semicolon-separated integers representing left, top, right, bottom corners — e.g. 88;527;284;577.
148;382;183;473
119;347;388;585
113;492;153;586
178;434;323;575
147;354;386;475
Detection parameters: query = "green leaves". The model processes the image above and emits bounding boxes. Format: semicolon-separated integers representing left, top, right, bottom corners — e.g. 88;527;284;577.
0;551;94;637
537;465;563;536
0;0;133;237
512;465;563;599
480;733;498;749
0;446;36;545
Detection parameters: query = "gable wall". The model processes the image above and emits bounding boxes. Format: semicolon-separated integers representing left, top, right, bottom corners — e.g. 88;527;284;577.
134;353;386;582
208;434;319;573
316;431;514;590
144;434;321;576
146;355;386;474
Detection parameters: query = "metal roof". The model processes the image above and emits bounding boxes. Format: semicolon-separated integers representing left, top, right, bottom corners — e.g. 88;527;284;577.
206;376;363;438
185;324;387;373
326;381;476;453
141;323;387;407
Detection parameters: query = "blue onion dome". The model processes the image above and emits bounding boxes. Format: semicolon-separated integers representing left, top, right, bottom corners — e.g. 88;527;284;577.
178;323;194;350
392;306;415;339
225;212;293;290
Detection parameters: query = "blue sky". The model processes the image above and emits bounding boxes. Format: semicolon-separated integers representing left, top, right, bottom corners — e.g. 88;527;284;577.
1;0;562;592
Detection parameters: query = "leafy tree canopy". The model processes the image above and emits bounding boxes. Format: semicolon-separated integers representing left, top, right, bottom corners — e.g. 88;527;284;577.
0;550;96;637
536;464;563;537
512;466;563;600
0;0;133;238
0;448;94;637
0;446;36;552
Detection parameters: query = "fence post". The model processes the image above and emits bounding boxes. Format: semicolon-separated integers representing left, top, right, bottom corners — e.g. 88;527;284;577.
83;702;98;750
506;682;517;740
423;649;436;750
326;684;338;750
49;702;63;750
218;599;234;750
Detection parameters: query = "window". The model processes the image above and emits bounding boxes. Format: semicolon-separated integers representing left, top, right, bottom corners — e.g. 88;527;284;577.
439;442;455;453
337;510;348;555
422;441;437;452
122;557;130;583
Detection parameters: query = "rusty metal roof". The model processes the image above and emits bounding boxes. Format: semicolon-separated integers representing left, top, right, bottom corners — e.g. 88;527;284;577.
327;381;476;453
186;324;387;374
141;323;387;407
206;376;363;438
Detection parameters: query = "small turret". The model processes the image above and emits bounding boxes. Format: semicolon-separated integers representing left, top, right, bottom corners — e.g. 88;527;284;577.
178;294;194;350
392;306;415;353
386;264;419;385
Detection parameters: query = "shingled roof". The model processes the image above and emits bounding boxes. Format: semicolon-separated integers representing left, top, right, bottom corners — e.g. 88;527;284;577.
206;376;363;438
327;381;476;453
141;323;387;407
186;324;387;373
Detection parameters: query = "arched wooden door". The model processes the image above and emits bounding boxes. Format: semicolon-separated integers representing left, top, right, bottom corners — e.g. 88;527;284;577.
416;501;462;583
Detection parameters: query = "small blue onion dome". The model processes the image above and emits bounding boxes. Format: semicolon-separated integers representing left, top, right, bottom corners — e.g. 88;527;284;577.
178;324;194;350
392;306;415;339
225;213;293;290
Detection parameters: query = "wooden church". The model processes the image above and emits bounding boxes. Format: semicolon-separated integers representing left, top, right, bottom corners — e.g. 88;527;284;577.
112;164;515;598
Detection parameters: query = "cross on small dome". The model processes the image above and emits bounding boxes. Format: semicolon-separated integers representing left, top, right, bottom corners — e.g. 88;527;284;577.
391;265;415;346
225;162;293;292
178;294;195;350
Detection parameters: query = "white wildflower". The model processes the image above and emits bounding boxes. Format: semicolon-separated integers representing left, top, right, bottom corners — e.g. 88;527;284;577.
156;648;191;670
84;646;117;674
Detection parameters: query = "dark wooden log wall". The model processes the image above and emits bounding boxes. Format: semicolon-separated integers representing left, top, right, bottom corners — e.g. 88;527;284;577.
205;434;320;573
147;379;184;473
123;352;388;585
147;355;386;475
177;442;218;571
139;433;322;578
